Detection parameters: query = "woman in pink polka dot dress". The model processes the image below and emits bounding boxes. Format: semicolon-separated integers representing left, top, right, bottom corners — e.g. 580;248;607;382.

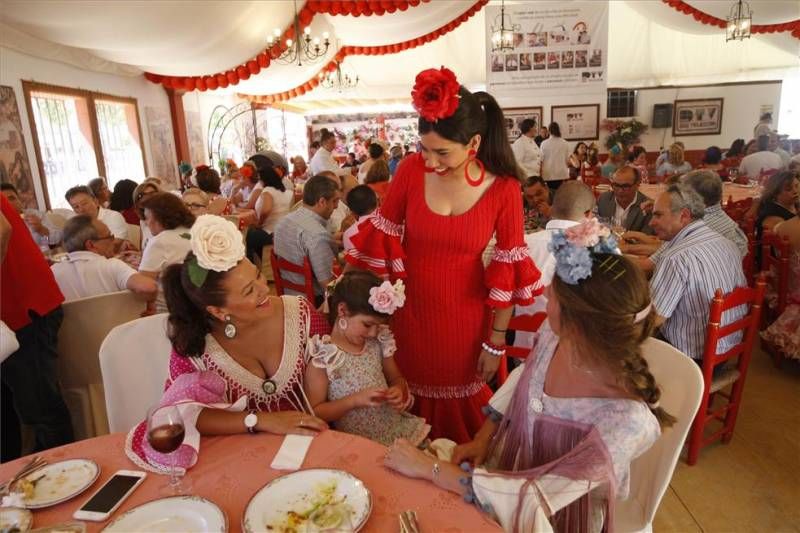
126;215;329;473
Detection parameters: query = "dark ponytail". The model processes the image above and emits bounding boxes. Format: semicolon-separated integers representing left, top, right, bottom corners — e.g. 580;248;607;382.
418;86;523;183
474;91;524;182
163;253;229;357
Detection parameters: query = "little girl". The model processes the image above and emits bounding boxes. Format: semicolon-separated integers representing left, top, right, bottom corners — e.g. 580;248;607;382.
304;271;430;446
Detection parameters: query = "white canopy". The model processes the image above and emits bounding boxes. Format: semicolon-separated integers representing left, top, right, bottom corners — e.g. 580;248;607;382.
1;0;798;110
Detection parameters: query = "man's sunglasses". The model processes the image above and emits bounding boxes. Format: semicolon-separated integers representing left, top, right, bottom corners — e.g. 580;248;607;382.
611;182;635;190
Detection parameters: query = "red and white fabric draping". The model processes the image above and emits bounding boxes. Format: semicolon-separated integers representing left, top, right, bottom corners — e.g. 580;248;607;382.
661;0;800;39
142;0;489;95
237;0;488;104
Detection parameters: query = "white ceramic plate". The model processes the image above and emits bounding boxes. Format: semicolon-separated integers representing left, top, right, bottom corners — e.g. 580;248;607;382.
102;496;226;532
21;459;99;509
243;469;372;533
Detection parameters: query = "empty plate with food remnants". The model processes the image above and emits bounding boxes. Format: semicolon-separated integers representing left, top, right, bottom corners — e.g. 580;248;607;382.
18;459;99;509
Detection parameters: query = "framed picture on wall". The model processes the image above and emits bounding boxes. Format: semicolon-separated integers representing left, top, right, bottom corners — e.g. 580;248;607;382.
672;98;723;136
550;104;600;141
503;107;544;142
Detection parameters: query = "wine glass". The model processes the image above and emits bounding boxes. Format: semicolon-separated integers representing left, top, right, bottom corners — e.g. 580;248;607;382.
146;405;192;495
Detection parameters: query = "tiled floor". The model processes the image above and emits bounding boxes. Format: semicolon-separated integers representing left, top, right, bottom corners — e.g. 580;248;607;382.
653;348;800;532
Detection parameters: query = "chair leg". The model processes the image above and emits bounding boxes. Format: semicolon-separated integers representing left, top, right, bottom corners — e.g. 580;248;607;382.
687;388;711;466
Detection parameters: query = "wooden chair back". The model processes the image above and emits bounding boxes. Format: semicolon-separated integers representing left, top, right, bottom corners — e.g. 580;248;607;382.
270;249;316;303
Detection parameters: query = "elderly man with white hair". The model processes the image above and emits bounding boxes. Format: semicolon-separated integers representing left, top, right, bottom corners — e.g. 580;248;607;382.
648;184;746;364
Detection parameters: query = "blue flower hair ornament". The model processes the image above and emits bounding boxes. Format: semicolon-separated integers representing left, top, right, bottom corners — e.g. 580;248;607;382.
548;218;620;285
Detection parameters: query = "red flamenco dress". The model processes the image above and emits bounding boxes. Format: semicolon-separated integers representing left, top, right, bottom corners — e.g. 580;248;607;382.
346;153;542;443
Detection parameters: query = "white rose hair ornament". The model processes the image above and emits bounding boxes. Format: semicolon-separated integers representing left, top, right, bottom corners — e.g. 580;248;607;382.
368;280;406;315
184;214;246;288
548;218;651;323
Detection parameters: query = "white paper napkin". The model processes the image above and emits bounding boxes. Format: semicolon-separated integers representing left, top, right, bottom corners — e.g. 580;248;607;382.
270;434;314;470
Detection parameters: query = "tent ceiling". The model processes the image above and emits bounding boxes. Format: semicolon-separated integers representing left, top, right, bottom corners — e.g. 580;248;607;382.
1;0;797;110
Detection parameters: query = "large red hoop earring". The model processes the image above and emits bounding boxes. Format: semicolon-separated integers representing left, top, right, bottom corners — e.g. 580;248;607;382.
465;149;485;187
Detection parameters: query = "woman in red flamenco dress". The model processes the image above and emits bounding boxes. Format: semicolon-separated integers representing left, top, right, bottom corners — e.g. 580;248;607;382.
346;67;542;443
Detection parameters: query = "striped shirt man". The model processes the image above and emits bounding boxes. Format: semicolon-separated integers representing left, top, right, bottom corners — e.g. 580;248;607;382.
649;203;749;264
273;206;337;299
651;220;747;360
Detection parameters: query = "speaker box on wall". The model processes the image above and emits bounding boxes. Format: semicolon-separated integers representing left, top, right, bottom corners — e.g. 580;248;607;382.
652;104;673;128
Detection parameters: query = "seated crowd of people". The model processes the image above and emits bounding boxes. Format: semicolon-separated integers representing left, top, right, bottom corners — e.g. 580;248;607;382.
1;78;798;531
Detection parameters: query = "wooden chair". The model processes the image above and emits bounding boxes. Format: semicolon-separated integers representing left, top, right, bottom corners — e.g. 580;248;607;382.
760;231;791;366
495;312;547;386
270;249;316;303
687;275;766;465
57;290;147;440
722;196;753;224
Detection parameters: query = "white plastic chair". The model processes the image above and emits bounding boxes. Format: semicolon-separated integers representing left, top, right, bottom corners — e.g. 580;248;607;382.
126;223;142;249
57;291;147;440
99;313;172;433
615;338;704;532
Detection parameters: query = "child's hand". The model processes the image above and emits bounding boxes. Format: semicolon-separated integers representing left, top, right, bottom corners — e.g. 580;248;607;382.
353;387;387;408
384;383;411;411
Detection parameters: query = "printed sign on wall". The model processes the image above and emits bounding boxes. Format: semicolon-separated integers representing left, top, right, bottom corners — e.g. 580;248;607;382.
485;1;609;97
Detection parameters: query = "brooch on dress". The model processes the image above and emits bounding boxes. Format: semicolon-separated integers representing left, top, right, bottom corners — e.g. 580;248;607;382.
262;379;277;395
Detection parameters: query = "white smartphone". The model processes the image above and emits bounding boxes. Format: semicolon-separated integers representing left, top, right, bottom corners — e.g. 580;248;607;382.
72;469;147;522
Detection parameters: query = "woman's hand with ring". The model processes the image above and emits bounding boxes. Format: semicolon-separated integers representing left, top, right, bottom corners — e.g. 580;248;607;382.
258;411;327;436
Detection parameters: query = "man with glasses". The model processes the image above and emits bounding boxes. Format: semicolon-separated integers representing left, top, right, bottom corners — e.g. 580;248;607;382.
50;215;157;302
649;184;746;364
65;185;128;241
596;165;654;233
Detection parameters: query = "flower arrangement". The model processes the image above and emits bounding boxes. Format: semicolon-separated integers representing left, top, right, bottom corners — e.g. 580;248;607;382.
411;67;461;123
602;118;648;151
186;215;246;287
548;218;619;285
368;280;406;314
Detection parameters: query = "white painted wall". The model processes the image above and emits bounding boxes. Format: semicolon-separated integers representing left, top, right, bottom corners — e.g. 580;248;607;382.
497;81;783;155
630;82;783;153
0;46;172;209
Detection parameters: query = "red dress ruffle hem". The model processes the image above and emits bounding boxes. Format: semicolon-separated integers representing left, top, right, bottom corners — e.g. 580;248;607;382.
346;154;542;443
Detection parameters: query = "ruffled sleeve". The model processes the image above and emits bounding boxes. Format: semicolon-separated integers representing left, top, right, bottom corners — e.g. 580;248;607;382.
484;179;543;308
345;154;417;278
307;334;346;375
376;325;398;358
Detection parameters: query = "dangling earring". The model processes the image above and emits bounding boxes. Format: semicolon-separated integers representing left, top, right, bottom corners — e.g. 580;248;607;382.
464;149;485;187
337;317;348;331
224;315;237;339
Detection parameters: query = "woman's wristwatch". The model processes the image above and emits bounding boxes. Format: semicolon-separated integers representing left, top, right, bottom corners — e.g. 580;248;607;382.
244;410;258;434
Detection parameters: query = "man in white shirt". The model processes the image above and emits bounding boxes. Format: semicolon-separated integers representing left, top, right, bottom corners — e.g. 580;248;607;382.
1;183;62;250
51;215;156;302
539;122;570;189
511;119;542;178
309;130;350;179
65;185;128;240
739;135;783;178
514;181;596;348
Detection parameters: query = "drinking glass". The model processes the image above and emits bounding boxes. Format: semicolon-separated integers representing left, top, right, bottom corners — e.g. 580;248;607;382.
146;405;191;495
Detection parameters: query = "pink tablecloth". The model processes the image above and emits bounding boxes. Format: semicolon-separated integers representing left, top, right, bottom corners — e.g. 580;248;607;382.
0;431;499;532
639;182;760;205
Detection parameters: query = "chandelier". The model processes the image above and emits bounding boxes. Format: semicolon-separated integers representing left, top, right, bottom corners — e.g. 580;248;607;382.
726;0;752;41
490;0;519;53
320;61;359;92
267;0;330;65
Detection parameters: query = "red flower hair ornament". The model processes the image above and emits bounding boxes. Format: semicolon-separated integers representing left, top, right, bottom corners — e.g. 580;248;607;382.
411;67;461;123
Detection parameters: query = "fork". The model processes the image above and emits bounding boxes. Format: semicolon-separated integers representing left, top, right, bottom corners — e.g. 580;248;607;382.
399;510;420;533
0;456;48;495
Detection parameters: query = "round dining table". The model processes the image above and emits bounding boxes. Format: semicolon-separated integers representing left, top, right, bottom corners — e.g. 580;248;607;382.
639;182;760;205
0;430;500;532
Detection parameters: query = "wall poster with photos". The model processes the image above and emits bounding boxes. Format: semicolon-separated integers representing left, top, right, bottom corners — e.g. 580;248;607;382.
485;1;608;98
0;85;36;209
551;104;600;141
503;107;544;142
672;98;724;136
